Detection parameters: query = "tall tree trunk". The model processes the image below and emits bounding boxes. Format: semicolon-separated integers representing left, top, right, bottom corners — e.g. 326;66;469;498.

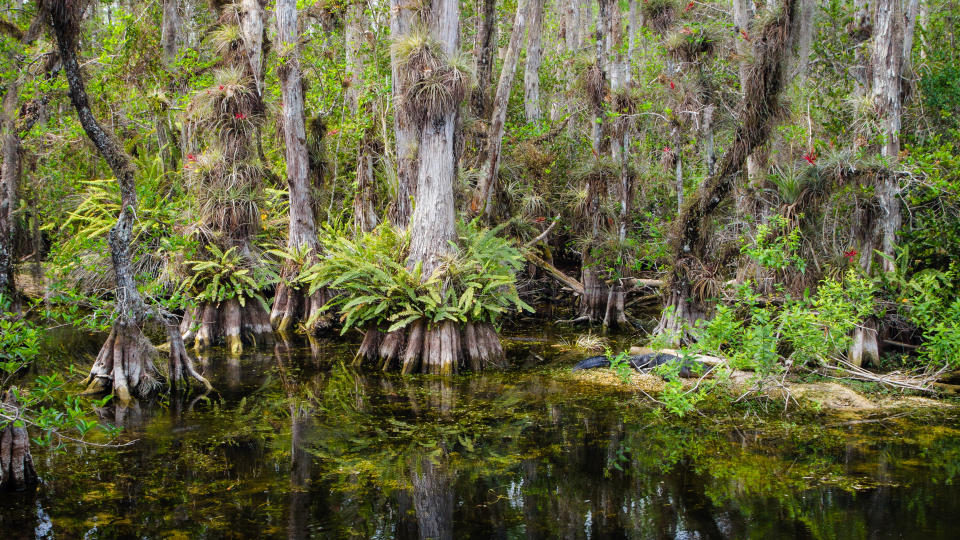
360;0;504;375
524;0;544;123
789;0;815;81
411;457;454;540
471;0;529;218
271;0;334;337
389;0;418;227
849;0;915;368
0;131;21;303
345;1;366;115
471;0;497;120
872;0;905;272
45;0;210;400
353;129;379;233
0;16;42;305
181;0;272;353
628;0;641;58
732;0;763;200
656;0;799;342
160;0;180;65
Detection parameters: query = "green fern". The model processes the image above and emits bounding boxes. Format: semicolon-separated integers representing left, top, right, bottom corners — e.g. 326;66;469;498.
181;245;274;308
303;220;533;335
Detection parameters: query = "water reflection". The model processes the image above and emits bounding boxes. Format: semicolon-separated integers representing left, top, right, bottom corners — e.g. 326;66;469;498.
1;339;960;538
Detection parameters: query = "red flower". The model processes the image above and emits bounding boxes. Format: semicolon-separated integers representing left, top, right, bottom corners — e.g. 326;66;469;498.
844;249;858;262
740;29;750;41
187;153;196;161
802;150;817;165
663;146;672;153
328;129;340;136
685;1;694;11
534;216;546;223
218;85;224;91
235;113;246;120
669;80;676;90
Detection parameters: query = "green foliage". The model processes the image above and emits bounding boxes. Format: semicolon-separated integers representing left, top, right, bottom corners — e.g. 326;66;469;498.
180;245;273;308
304;220;532;334
740;214;806;273
606;349;634;384
693;271;876;372
888;265;960;369
0;296;40;381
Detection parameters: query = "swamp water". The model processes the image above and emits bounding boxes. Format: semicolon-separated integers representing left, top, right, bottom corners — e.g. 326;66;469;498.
2;329;960;539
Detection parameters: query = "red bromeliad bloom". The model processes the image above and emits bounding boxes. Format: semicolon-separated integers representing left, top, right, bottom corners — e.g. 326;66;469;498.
218;85;224;91
669;80;676;90
663;146;672;153
534;216;546;223
685;1;694;11
187;153;196;161
802;150;817;165
234;112;246;120
740;29;750;41
844;249;858;262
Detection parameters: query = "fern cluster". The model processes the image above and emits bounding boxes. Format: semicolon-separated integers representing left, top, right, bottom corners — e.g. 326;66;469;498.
180;245;273;309
302;221;532;334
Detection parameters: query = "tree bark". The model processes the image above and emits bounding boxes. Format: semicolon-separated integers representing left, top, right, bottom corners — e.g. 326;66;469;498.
362;0;505;375
271;0;334;337
182;0;272;352
389;0;418;227
472;0;529;218
0;388;38;491
160;0;180;65
524;0;544;123
872;0;906;273
732;0;763;197
344;1;366;115
411;457;454;540
471;0;497;120
46;0;211;399
0;15;42;303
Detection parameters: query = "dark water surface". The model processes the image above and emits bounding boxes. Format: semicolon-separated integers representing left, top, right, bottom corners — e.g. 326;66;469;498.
2;330;960;539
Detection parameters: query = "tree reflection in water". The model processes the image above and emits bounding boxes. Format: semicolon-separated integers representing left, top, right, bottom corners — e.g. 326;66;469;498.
2;342;960;538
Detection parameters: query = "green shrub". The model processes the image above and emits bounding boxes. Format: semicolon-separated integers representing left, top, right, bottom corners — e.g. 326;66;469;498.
692;271;876;372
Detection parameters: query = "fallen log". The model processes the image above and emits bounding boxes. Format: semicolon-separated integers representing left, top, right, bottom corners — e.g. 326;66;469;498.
523;251;585;296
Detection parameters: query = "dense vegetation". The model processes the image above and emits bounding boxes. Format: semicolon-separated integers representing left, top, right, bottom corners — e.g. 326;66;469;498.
0;0;959;498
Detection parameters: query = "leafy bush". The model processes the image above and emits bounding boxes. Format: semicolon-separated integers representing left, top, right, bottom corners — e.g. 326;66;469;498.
740;214;806;273
0;296;40;381
303;220;532;334
692;271;876;372
891;266;960;369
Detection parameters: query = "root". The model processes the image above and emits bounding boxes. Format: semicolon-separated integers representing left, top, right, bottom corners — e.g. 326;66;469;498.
358;319;505;375
848;318;880;368
182;298;274;354
578;268;630;328
84;322;211;403
166;324;213;393
83;323;159;403
653;284;706;346
270;268;334;336
0;388;39;491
